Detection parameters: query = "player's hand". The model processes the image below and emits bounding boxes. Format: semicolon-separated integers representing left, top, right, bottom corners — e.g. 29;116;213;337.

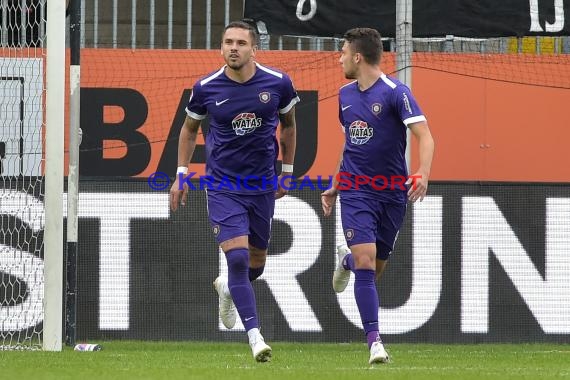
406;172;428;202
321;187;338;217
170;176;189;211
275;174;292;199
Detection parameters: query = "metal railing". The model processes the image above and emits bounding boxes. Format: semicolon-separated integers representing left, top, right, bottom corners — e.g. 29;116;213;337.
1;0;569;53
81;0;570;53
82;0;245;50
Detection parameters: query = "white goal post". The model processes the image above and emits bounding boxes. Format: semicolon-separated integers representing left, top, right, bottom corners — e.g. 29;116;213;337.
43;0;66;352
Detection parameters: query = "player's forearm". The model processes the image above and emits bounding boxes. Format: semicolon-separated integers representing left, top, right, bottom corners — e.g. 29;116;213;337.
416;133;435;178
178;123;198;167
279;125;296;170
330;143;345;193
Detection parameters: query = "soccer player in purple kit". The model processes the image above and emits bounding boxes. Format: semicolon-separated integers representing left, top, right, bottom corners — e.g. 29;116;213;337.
169;21;299;362
321;28;435;364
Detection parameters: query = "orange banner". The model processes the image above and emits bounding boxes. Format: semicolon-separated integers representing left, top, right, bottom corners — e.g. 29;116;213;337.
71;49;570;182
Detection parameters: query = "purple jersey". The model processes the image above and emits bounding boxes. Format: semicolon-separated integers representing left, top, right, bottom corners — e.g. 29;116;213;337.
338;74;426;203
185;63;300;193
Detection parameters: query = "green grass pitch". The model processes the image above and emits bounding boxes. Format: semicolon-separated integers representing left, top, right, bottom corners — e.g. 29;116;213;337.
1;341;569;379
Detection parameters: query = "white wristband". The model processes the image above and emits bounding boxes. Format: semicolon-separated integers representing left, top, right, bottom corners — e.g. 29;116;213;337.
281;164;294;173
176;166;188;175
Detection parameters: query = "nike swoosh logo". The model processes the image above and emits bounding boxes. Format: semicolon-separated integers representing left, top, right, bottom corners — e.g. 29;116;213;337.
244;317;254;321
341;105;352;111
215;99;230;106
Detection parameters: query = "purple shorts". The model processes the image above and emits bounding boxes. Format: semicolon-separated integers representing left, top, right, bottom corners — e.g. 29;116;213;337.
340;195;406;260
206;190;275;249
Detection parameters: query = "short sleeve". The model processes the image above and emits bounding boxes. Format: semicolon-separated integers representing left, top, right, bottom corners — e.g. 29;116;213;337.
185;83;207;120
278;74;301;114
393;85;427;127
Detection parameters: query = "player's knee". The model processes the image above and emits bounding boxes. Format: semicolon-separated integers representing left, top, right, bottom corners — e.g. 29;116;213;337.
249;246;267;261
353;255;376;270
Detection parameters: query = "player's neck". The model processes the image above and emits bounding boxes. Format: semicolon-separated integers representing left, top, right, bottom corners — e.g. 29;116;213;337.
224;61;256;83
357;67;383;92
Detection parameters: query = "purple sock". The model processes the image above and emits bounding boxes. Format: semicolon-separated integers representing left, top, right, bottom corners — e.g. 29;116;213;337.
366;331;382;349
248;265;265;282
225;248;259;331
342;253;355;271
354;269;379;348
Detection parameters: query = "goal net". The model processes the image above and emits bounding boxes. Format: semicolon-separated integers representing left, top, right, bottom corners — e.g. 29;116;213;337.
0;0;47;350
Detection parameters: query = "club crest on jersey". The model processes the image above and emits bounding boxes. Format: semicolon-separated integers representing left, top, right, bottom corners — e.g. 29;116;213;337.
371;103;382;115
349;120;374;145
213;225;220;236
345;229;354;241
259;91;271;103
232;112;262;136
